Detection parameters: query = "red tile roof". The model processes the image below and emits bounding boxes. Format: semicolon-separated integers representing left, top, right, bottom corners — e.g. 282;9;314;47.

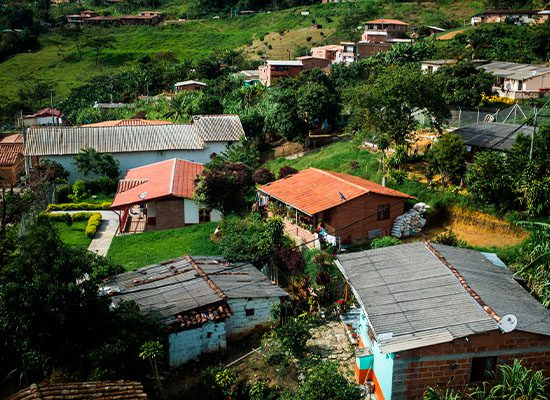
258;168;412;215
110;159;203;209
366;18;409;25
0;143;24;166
7;381;147;400
25;108;63;118
0;133;24;144
83;119;172;127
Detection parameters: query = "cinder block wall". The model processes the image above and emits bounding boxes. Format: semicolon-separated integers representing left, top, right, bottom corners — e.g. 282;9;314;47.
392;330;550;399
226;297;280;339
168;321;227;367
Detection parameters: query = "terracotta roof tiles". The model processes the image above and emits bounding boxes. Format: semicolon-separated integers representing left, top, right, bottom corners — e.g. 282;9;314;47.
258;168;412;215
366;18;409;25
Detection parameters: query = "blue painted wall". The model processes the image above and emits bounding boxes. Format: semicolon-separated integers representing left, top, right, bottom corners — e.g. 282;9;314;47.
358;309;395;400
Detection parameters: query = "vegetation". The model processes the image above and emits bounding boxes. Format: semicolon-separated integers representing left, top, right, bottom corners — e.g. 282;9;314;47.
107;222;220;270
427;133;466;184
47;201;112;211
53;220;93;249
370;236;402;249
85;212;103;238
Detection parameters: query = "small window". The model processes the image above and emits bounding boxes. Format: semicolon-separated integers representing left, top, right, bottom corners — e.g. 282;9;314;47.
377;204;390;220
470;356;497;382
245;308;255;316
199;208;211;223
206;331;213;338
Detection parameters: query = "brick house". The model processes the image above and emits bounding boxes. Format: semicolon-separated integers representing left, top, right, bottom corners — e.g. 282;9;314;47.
257;168;412;248
106;256;287;366
110;158;221;233
295;56;331;70
311;44;343;61
258;60;305;86
0;134;24;186
357;19;411;58
336;242;550;400
174;80;207;91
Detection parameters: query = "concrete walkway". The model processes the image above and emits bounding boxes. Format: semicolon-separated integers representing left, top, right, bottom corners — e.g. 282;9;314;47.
50;210;119;256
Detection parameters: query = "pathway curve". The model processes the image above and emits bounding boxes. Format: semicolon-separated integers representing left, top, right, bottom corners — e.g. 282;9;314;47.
50;210;119;256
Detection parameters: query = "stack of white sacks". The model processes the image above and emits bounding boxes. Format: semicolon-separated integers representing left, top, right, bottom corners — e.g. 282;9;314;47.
391;203;429;238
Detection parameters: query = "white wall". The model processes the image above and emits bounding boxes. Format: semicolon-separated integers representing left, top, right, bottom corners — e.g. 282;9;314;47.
184;198;199;224
225;297;280;338
35;141;234;182
168;321;227;367
210;209;223;222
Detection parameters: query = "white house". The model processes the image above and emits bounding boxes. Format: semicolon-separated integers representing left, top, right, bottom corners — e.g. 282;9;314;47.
24;115;245;181
106;256;287;367
21;108;63;127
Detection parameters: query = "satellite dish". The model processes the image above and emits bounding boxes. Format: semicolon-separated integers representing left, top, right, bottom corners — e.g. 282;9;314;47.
138;191;147;200
498;314;518;333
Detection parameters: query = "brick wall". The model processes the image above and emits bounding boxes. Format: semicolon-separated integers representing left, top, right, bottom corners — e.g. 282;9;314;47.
151;199;185;230
282;218;319;249
392;330;550;399
327;192;405;242
0;154;24;185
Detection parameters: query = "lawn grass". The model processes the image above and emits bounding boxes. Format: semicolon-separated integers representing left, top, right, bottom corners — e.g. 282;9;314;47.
53;221;92;250
107;222;221;270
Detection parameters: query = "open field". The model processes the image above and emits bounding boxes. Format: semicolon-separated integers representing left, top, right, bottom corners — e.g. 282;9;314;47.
54;220;92;249
0;0;484;102
107;222;221;270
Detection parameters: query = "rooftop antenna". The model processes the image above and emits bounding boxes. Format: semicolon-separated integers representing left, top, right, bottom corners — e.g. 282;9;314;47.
138;191;147;200
498;314;518;333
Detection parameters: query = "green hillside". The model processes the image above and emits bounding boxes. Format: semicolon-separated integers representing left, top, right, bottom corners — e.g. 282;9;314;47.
0;0;485;102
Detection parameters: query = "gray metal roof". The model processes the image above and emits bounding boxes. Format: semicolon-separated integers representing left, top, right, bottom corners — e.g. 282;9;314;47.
478;61;550;81
25;115;245;156
451;122;533;151
336;242;549;353
192;114;245;142
434;244;550;337
266;60;303;66
105;256;286;325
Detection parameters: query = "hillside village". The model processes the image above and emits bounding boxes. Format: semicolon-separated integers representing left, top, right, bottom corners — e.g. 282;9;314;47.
1;0;550;399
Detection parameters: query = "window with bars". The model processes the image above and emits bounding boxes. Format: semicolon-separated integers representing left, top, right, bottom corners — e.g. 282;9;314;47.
377;204;390;220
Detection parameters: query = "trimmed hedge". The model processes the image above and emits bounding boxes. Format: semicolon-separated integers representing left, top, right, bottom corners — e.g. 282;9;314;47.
85;213;103;238
47;202;111;211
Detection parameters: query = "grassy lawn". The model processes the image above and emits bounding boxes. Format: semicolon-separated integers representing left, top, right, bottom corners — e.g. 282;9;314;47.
107;222;221;270
53;221;92;250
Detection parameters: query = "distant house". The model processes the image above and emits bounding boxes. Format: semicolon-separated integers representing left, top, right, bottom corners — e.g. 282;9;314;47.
420;59;487;73
451;122;534;152
471;9;548;25
110;159;222;233
295;56;331;69
234;70;261;86
311;44;343;61
258;60;305;86
335;42;357;63
66;10;98;26
106;256;287;366
477;61;550;99
21;108;63;127
120;11;162;25
24;114;245;181
174;80;207;92
0;133;24;185
7;381;147;400
357;19;411;58
336;242;550;400
257;168;412;248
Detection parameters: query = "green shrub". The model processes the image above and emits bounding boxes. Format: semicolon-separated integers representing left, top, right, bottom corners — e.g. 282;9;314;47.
47;202;111;211
83;177;118;196
54;184;73;203
85;213;102;238
433;230;466;247
39;212;96;222
370;236;402;249
69;180;90;202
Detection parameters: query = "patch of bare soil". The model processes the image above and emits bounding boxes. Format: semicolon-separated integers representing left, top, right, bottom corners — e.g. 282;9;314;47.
273;141;306;158
406;206;529;248
437;28;466;40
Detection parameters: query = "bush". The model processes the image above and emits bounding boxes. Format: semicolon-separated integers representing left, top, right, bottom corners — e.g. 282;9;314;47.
39;212;97;222
433;230;466;247
85;213;102;238
371;236;401;249
253;167;276;185
279;166;298;179
69;180;90;202
84;176;118;196
54;184;73;203
273;312;312;357
47;202;111;211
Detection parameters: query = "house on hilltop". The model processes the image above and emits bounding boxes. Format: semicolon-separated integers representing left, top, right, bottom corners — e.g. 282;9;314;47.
471;9;548;25
20;108;63;127
105;256;287;366
110;159;221;233
357;19;411;58
257;168;413;248
336;242;550;400
24;115;244;181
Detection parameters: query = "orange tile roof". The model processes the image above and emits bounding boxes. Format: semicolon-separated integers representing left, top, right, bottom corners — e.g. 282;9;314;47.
83;119;172;127
258;168;412;215
110;159;203;209
366;18;409;25
0;133;24;144
0;143;24;166
7;381;147;400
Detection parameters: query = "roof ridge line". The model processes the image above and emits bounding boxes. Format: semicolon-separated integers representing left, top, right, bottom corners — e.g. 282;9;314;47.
186;255;227;300
312;168;370;194
169;159;177;195
422;240;501;323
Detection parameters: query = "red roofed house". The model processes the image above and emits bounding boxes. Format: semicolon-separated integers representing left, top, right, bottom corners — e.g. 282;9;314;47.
21;108;63;127
0;133;25;186
257;168;412;248
357;18;411;58
110;159;221;233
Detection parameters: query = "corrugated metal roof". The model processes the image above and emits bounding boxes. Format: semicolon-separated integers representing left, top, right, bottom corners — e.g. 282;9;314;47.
110;159;204;209
25;115;245;156
479;61;550;81
452;122;533;151
337;242;550;354
106;256;286;327
336;242;500;353
174;80;207;87
266;60;303;66
83;119;172;127
259;168;412;215
192;114;245;142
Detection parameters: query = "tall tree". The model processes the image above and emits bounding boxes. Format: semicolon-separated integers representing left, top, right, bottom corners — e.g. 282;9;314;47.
435;61;495;107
